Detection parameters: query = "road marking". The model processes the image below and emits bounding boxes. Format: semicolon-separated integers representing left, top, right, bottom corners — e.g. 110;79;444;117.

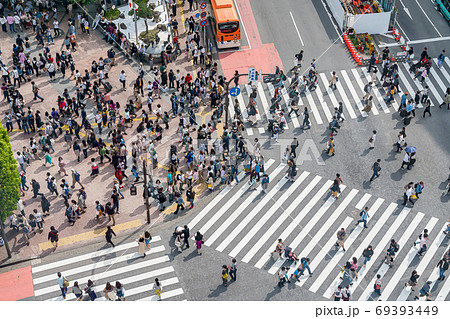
334;72;357;119
194;160;274;239
243;180;332;264
351;68;380;115
257;81;272;121
396;223;449;301
380;217;439;301
33;245;166;285
304;88;324;124
229;173;315;258
396;64;422;108
267;82;289;130
318;0;343;43
47;267;176;301
319;73;345;121
415;0;442;37
346;207;409;297
399;0;413;19
311;198;386;294
34;255;170;296
163;182;208;215
137;287;184;301
359;212;425;301
33;236;161;274
355;193;372;210
434;58;450;84
38;219;143;251
375;70;397;112
314;82;333;123
187;171;247;230
340;69;367;117
233;0;252;50
267;186;354;275
290;11;304;46
216;165;289;252
205;163;284;246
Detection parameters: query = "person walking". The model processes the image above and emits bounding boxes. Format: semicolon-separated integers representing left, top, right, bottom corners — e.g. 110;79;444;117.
333;285;342;301
437;257;449;280
72;281;83;301
417;233;428;256
373;274;382;296
331;174;343;198
342;285;351;301
153;278;162;300
222;265;229;287
56;272;69;299
336;227;346;251
174;193;185;214
363;82;373;101
182;225;190;249
405;270;420;291
414;281;432;301
369;130;376;149
362;96;373;114
115;281;125;301
414;228;428;246
105;226;116;248
144;231;152;250
402;183;415;207
229;258;237;281
71;169;84;189
356;207;370;228
194;231;204;255
137;235;146;257
350;257;359;281
329;71;338;90
105;202;116;226
299;257;313;277
385;239;399;267
186;187;195;209
369;159;381;182
119;70;126;90
423;99;432;118
277;266;289;288
48;226;59;249
290;137;299;158
363;245;374;266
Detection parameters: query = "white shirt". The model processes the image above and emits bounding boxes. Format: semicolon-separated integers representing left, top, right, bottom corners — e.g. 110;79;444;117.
403;153;409;162
53;20;59;29
405;187;414;198
16;154;24;164
119;73;126;81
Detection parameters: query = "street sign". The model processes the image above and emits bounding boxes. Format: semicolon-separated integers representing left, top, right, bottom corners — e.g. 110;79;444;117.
230;87;241;97
200;19;207;26
201;11;207;19
248;67;257;81
195;13;200;19
200;2;207;10
258;69;262;82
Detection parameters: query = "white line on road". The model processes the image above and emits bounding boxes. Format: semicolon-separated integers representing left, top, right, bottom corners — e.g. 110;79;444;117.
290;11;304;46
319;0;343;43
399;0;413;20
415;0;442;37
233;0;251;50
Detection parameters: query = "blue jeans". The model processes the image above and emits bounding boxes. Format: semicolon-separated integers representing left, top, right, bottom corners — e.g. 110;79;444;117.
9;23;14;32
46;35;54;43
370;171;379;181
60;287;67;298
300;264;312;276
357;219;367;228
22;123;30;134
440;268;446;278
20;163;26;173
364;257;371;265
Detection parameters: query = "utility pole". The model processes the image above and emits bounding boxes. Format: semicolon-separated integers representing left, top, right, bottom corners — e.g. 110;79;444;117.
142;158;151;224
133;0;139;46
0;217;12;259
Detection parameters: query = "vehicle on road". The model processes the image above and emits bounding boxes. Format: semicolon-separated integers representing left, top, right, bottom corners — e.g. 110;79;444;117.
211;0;241;49
435;0;450;26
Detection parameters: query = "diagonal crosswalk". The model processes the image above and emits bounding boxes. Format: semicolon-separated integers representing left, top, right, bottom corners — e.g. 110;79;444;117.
230;59;450;136
185;161;450;301
31;238;186;301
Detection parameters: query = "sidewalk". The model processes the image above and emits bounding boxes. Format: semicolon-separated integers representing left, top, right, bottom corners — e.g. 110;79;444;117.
0;6;212;265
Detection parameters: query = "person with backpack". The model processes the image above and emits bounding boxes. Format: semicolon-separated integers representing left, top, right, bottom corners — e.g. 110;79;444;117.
56;272;69;299
414;181;424;199
356;207;370;229
373;274;382;295
369;159;381;182
174;192;185;214
71;169;83;189
363;245;374;266
437;257;449;281
105;226;116;247
414;281;432;301
157;191;166;211
299;257;313;277
362;82;373;101
385;239;399;267
95;200;105;220
48;226;59;249
186;187;195;209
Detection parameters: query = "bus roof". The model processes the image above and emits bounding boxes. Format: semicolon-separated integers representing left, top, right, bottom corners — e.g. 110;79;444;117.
211;0;239;22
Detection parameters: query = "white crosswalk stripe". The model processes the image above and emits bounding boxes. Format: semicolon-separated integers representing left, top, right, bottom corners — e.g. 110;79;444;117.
31;240;186;301
340;69;367;117
184;162;449;301
351;68;380;115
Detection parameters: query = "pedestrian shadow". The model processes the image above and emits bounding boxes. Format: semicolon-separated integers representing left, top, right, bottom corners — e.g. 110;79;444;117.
440;192;450;202
385;148;399;162
264;285;282;300
183;249;199;263
207;284;228;298
130;204;146;217
438;180;448;190
360;148;371;157
362;180;372;190
390;168;408;181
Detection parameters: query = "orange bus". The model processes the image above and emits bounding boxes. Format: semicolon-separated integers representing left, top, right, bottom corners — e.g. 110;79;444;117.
211;0;241;49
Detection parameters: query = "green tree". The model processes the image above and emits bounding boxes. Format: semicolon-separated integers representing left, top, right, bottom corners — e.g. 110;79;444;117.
0;125;20;258
136;0;154;33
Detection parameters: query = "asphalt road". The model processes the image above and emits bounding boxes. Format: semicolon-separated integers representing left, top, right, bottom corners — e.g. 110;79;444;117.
249;0;355;73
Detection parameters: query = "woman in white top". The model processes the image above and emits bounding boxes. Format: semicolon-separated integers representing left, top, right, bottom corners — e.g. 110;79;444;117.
369;130;376;149
153;278;162;300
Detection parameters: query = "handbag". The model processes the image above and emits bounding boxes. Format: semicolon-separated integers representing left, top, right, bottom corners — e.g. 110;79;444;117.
63;277;69;288
411;194;417;199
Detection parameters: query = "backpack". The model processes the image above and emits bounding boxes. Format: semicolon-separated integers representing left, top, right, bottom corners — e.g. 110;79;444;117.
301;257;307;264
393;243;399;252
73;171;80;181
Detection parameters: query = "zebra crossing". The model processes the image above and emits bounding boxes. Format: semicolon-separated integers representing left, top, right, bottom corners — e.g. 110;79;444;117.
187;160;450;301
232;57;450;136
31;236;186;301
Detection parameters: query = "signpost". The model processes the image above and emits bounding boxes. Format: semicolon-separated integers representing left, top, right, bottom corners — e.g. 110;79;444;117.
200;2;207;28
230;87;241;97
200;20;207;27
248;67;257;81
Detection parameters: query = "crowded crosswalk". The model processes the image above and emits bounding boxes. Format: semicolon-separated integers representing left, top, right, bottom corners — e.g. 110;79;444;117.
187;160;450;301
31;236;186;301
229;57;450;136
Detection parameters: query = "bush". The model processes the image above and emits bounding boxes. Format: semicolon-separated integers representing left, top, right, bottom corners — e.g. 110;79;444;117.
128;9;135;16
105;8;120;20
139;29;160;44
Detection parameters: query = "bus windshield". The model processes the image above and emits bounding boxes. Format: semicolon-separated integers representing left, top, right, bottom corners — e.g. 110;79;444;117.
218;21;239;33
